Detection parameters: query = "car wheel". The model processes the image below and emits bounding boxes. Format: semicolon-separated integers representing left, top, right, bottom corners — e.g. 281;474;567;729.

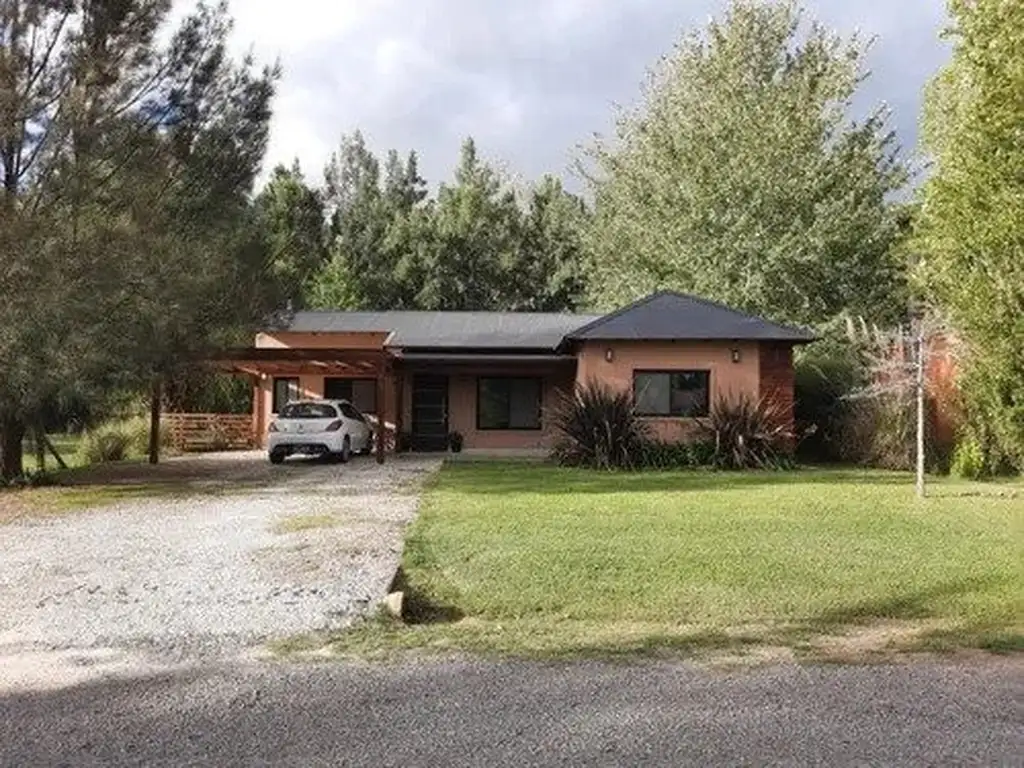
339;436;352;464
269;450;286;465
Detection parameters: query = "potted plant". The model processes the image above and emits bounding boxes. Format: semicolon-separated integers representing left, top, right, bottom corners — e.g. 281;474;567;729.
397;432;412;453
447;431;464;453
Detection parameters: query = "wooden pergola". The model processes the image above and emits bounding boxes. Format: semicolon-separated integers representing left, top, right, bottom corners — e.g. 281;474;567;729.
212;347;397;464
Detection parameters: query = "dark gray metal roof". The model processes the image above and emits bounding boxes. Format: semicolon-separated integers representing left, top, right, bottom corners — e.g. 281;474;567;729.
566;291;816;343
279;292;814;349
285;310;603;350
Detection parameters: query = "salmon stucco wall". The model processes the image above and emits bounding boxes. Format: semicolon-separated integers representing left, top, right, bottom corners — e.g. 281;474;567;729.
400;367;575;450
255;331;389;350
575;340;762;442
449;371;574;450
253;373;326;448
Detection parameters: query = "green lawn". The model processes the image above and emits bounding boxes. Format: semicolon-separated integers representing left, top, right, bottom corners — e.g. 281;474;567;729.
297;463;1024;661
23;433;87;473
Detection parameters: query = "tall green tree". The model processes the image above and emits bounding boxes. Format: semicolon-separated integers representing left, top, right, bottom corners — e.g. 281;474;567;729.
307;134;587;313
415;138;518;310
584;0;907;326
312;131;427;309
914;0;1024;471
1;0;175;477
256;161;328;308
0;0;278;477
515;176;588;311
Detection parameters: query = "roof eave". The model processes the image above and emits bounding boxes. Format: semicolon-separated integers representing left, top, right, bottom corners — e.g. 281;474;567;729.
566;333;817;343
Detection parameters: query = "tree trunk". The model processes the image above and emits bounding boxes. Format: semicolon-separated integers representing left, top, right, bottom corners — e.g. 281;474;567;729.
0;418;26;481
149;376;162;465
41;432;69;470
33;426;45;473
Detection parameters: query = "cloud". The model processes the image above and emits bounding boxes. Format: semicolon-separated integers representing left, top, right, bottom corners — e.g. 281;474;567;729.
171;0;951;189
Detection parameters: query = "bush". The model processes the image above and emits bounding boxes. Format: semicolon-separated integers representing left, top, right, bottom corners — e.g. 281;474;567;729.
397;432;412;453
950;434;987;480
701;395;794;470
842;394;948;472
123;416;173;457
81;426;132;464
794;335;863;463
638;439;717;469
957;362;1024;475
551;381;652;470
447;431;464;453
80;417;171;464
639;440;695;469
126;417;152;456
688;438;717;467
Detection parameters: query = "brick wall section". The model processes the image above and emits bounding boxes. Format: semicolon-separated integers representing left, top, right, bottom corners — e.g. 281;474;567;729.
758;343;796;439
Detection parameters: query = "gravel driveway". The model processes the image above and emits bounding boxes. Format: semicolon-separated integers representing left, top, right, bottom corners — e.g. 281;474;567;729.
0;453;441;664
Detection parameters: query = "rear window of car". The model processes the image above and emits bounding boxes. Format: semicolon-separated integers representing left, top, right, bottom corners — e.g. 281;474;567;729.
279;403;338;419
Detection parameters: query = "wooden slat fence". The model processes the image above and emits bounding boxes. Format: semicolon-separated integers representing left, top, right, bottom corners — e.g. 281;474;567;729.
163;413;254;453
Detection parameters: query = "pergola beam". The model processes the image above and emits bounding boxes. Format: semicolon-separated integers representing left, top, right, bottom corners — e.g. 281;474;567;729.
208;347;393;378
214;347;389;366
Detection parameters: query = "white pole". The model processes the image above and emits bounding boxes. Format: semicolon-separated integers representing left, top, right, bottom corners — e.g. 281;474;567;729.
915;330;926;499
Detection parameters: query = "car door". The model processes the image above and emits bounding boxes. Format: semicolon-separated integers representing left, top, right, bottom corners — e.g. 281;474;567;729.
340;403;371;450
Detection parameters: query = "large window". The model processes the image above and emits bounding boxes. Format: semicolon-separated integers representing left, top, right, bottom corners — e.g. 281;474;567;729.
324;377;377;414
477;378;542;430
272;377;300;414
633;371;710;417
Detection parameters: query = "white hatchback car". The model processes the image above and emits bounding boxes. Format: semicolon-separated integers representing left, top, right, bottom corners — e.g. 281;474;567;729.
268;399;374;464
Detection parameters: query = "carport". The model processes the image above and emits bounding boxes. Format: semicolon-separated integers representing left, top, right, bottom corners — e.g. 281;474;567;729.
213;346;399;464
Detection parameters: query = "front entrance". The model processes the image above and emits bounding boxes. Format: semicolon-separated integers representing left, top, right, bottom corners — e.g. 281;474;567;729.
411;374;449;452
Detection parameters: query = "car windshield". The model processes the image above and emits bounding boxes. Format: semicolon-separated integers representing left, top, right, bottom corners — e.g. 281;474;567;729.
279;403;337;419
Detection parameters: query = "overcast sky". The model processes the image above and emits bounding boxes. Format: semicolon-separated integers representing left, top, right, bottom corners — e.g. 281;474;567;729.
181;0;951;189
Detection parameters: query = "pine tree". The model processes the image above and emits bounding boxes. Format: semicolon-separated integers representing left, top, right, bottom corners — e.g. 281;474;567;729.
416;138;520;310
0;0;279;476
256;161;328;308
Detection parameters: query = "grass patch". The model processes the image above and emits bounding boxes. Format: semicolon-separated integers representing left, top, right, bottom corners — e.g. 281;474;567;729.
297;464;1023;662
273;514;340;534
2;483;191;523
23;433;88;473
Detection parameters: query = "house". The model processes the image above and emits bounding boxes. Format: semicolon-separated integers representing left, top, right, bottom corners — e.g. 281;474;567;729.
216;291;815;461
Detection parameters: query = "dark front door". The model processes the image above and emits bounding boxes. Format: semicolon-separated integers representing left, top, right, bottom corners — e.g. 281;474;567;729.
411;375;449;452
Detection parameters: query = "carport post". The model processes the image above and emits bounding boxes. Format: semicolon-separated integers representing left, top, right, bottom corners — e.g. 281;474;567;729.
375;369;387;464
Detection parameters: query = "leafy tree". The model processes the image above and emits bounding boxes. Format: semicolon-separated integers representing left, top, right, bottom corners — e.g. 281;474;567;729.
914;0;1024;472
0;0;278;477
256;161;328;308
304;248;361;310
583;0;907;327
